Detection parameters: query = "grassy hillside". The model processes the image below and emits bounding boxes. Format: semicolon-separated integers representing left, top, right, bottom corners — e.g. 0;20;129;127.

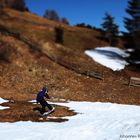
0;8;140;122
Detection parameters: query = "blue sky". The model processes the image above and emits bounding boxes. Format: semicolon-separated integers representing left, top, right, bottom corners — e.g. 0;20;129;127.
25;0;129;32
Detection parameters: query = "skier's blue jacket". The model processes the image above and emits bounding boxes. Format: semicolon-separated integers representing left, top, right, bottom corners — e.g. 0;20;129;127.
36;87;50;103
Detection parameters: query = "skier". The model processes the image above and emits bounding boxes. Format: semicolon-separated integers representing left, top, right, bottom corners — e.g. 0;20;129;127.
35;86;55;115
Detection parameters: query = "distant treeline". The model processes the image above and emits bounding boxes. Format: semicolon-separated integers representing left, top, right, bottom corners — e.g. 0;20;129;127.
75;23;103;31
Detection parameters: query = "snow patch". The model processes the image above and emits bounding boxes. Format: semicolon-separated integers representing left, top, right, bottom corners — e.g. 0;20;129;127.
0;98;8;104
85;47;130;71
0;97;9;110
0;101;140;140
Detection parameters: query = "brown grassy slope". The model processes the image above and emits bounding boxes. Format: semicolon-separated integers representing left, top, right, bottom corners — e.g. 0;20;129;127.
0;8;139;107
0;34;78;122
0;8;109;49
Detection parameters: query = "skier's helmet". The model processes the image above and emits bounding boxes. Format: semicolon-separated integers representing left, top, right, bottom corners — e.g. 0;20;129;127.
42;86;48;92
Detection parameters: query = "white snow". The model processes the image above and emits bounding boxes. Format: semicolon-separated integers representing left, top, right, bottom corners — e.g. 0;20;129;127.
0;97;9;110
0;98;7;104
0;99;140;140
126;48;134;53
85;47;130;71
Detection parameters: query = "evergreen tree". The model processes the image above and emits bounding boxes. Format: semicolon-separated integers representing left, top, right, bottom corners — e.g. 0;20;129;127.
0;0;27;11
76;23;86;28
124;0;140;50
101;13;119;46
44;10;60;22
125;0;140;33
11;0;27;11
61;17;69;25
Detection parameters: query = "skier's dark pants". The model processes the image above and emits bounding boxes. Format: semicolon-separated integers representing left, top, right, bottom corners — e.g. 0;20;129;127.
39;99;52;114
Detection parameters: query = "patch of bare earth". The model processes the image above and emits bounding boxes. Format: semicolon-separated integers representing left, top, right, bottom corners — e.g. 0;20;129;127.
0;98;76;122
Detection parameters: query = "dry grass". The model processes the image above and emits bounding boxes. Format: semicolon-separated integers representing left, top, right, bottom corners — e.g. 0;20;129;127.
0;100;76;122
0;8;140;122
0;8;109;48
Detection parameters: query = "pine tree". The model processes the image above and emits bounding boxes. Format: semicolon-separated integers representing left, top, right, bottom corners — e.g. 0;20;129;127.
0;0;27;11
101;13;119;46
61;17;69;25
124;0;140;33
11;0;27;11
124;0;140;50
44;10;60;22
